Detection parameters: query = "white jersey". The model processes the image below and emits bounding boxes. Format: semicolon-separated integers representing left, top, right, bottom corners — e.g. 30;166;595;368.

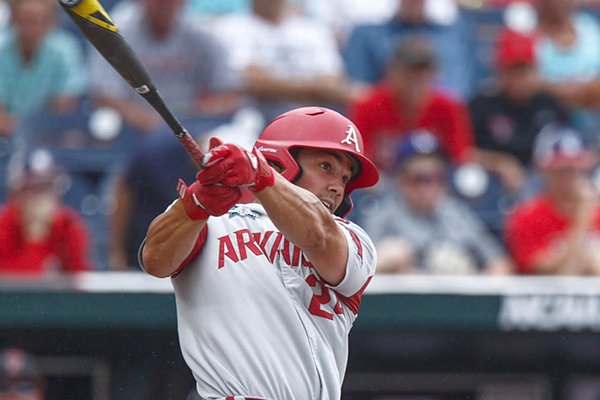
170;203;376;400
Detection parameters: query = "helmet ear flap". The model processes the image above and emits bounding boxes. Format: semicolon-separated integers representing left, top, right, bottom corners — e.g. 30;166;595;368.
291;166;303;183
334;194;352;218
289;148;303;183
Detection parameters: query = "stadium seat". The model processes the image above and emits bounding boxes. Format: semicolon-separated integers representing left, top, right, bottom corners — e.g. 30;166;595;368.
0;136;13;203
462;8;505;91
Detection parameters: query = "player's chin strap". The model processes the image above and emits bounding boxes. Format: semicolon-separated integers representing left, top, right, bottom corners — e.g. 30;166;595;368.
335;195;352;218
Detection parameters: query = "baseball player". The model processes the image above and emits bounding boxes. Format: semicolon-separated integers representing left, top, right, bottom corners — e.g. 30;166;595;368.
141;107;380;399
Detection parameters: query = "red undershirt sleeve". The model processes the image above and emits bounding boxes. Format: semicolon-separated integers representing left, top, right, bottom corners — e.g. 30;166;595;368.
171;225;209;278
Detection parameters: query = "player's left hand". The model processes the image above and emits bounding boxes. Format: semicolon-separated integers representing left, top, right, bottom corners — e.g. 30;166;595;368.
177;179;241;220
197;140;275;192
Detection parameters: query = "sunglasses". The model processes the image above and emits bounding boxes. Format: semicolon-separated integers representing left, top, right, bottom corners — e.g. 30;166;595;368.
22;181;54;193
0;379;38;393
404;172;445;186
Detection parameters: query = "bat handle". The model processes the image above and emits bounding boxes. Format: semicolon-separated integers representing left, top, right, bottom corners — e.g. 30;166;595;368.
140;90;205;168
178;131;205;169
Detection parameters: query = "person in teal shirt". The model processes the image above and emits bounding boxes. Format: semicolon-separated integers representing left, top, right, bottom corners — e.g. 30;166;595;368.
186;0;249;15
0;0;86;136
534;0;600;132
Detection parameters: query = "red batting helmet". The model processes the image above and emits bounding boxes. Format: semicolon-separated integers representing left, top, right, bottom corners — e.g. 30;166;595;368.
255;106;379;217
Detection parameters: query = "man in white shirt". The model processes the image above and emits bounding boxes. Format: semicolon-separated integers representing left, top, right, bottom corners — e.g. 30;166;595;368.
88;0;239;133
213;0;353;122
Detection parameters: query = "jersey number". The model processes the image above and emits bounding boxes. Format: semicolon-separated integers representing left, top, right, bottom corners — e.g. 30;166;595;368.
306;274;343;320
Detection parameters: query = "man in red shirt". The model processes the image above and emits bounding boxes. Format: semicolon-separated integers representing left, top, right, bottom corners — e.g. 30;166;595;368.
506;124;600;274
0;151;91;274
348;36;474;172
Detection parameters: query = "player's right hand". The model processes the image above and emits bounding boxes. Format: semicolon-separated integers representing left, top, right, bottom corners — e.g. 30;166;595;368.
177;179;241;221
196;140;275;192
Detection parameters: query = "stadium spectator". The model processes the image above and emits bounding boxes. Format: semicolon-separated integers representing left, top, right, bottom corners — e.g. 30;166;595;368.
480;0;534;6
533;0;600;129
88;0;239;134
186;0;249;16
212;0;351;122
506;124;600;275
297;0;397;47
469;28;570;195
348;37;475;172
536;0;600;85
362;131;513;275
0;0;86;136
343;0;473;98
0;1;9;30
0;150;91;274
0;347;45;400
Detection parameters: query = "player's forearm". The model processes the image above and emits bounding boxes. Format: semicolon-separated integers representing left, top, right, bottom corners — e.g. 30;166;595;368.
255;174;348;284
142;200;206;278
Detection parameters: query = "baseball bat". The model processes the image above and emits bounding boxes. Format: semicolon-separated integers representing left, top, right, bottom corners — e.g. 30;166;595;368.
58;0;205;167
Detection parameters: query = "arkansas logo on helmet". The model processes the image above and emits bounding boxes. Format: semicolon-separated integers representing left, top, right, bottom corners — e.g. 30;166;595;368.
254;106;380;217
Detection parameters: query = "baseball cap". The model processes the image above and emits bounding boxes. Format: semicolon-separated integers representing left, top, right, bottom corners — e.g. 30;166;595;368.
7;148;60;192
533;124;598;170
495;28;537;71
395;130;444;167
0;348;41;381
391;37;436;69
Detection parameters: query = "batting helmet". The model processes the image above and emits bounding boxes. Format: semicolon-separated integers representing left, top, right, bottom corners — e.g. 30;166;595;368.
255;107;379;217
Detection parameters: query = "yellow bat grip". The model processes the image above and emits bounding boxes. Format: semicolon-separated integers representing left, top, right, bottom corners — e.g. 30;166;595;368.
60;0;118;32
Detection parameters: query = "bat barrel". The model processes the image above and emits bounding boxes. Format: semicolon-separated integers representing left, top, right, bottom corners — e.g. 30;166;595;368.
60;0;205;167
140;90;186;137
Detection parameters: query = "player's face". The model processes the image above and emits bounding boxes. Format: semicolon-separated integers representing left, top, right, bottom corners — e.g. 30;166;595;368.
294;149;355;214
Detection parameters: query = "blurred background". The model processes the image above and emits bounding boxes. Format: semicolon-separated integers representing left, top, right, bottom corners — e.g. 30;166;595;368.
3;0;600;398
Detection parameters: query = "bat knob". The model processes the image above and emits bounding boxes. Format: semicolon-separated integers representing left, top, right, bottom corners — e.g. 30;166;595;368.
59;0;84;8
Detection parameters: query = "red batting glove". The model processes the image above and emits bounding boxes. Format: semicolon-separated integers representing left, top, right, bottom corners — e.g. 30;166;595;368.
197;143;275;192
177;179;241;220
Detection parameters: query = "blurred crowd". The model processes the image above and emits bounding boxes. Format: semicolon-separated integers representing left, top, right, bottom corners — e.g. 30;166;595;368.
0;347;45;400
2;0;600;276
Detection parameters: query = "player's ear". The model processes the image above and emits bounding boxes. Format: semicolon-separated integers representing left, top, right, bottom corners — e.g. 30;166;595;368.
209;137;224;149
